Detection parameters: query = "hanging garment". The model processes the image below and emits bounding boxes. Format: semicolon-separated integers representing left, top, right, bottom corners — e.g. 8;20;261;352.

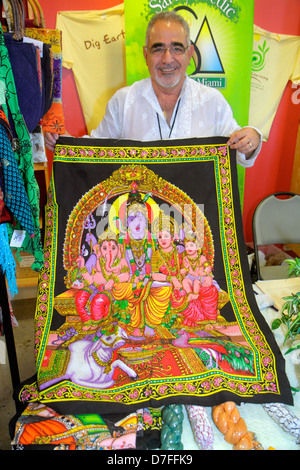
11;402;162;450
0;106;14;224
41;42;54;117
24;27;65;134
56;6;126;133
249;25;300;141
4;32;44;134
0;223;18;297
0;177;14;225
0;123;35;236
0;24;43;271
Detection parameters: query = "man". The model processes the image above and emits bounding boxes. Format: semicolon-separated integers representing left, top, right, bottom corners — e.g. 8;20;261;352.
45;11;261;167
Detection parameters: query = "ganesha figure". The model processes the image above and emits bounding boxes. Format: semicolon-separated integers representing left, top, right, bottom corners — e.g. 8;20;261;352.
71;229;130;331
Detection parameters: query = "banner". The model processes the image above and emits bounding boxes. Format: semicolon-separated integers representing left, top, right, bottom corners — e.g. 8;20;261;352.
124;0;255;201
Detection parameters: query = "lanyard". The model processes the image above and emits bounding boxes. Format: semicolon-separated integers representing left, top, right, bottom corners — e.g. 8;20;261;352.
156;99;181;139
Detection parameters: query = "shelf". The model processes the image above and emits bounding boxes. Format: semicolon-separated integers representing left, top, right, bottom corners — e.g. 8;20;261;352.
34;162;49;190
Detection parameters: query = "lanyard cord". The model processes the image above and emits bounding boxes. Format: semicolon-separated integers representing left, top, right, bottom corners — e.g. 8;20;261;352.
156;99;181;139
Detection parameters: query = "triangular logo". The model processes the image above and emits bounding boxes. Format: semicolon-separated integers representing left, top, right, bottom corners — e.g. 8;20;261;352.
191;16;225;74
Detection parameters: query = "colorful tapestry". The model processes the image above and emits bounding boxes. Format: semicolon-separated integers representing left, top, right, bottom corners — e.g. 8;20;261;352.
17;136;292;415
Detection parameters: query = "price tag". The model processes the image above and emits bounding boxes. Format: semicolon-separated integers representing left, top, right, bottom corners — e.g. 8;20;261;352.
10;230;26;248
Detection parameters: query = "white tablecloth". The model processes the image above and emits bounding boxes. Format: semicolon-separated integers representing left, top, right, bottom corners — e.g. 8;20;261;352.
181;293;300;450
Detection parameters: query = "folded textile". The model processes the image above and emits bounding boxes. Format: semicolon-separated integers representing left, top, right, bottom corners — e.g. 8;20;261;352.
262;403;300;444
41;42;54;117
186;405;214;450
11;402;162;450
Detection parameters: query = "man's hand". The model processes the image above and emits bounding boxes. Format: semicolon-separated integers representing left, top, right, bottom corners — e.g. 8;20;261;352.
44;131;72;152
44;132;59;152
227;127;260;159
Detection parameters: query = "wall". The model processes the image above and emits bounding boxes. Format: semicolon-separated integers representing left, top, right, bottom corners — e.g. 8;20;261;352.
39;0;300;243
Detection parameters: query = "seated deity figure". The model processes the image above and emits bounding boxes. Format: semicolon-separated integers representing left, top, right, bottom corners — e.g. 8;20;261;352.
151;212;183;290
181;233;215;300
112;187;172;337
180;232;220;325
72;229;130;331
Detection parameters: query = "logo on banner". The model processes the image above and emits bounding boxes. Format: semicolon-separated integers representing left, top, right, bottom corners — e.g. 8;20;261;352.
174;5;226;88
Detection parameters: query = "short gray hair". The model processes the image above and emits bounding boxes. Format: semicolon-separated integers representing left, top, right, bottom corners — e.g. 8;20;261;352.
145;11;191;46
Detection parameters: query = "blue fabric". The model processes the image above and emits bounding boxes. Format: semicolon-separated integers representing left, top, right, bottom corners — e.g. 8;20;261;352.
0;124;35;236
0;223;17;296
4;33;44;133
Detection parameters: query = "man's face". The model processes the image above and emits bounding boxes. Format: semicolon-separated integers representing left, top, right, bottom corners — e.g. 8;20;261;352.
143;20;194;92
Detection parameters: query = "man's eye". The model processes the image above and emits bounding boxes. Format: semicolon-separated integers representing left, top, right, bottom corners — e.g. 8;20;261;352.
152;46;164;54
171;46;184;54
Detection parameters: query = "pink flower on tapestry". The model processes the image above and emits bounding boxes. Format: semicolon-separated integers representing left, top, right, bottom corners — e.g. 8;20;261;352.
201;381;212;391
218;146;227;156
266;383;278;392
115;394;125;401
263;356;272;367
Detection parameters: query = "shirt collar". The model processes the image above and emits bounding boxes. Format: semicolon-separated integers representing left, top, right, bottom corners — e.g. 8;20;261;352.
143;75;189;118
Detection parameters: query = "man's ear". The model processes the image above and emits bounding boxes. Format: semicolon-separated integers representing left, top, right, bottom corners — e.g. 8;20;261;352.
187;43;195;62
143;46;148;64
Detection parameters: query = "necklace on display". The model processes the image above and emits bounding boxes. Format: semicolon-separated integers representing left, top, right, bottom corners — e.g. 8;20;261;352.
157;99;181;139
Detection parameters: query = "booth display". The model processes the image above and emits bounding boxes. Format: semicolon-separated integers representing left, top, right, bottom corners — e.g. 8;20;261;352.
0;0;299;453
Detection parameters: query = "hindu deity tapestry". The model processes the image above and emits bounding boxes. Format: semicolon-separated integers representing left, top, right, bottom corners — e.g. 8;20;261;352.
17;136;292;415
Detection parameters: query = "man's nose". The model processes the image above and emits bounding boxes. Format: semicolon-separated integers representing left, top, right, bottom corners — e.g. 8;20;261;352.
161;48;173;61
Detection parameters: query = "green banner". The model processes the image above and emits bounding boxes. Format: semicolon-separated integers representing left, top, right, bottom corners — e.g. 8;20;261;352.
124;0;255;204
